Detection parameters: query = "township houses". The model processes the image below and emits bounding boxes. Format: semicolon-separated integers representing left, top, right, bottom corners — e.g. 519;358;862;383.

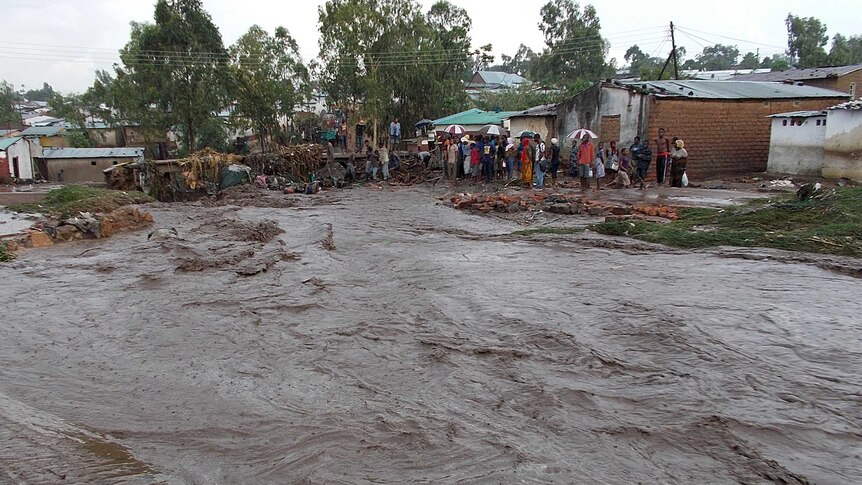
768;100;862;181
21;125;68;148
39;147;145;183
734;64;862;96
506;104;558;143
556;80;849;181
0;137;37;180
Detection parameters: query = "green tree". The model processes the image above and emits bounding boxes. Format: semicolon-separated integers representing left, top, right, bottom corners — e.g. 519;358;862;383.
229;25;310;152
23;83;55;102
829;34;862;66
531;0;608;90
624;44;664;77
47;92;94;147
694;44;740;70
491;44;538;76
470;84;569;112
117;0;229;152
318;0;473;138
739;52;759;69
1;81;18;129
785;14;828;67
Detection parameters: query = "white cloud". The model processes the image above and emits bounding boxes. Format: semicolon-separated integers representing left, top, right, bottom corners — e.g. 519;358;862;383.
0;0;858;93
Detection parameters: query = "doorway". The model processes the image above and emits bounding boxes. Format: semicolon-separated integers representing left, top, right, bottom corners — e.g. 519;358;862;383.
12;156;19;178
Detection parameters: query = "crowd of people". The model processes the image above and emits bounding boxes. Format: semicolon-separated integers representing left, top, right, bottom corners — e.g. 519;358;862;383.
434;128;689;192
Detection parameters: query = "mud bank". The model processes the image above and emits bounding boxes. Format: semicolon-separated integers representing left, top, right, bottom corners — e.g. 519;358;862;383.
0;187;860;483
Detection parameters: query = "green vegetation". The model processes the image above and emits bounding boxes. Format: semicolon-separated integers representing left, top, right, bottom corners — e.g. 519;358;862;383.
9;185;154;218
0;241;14;262
512;227;584;236
592;188;862;257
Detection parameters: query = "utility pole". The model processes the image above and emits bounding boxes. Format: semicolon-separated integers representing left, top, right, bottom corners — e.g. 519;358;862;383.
658;22;680;80
670;22;679;80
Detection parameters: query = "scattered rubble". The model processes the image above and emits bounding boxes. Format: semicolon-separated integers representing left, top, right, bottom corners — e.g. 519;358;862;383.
447;191;680;221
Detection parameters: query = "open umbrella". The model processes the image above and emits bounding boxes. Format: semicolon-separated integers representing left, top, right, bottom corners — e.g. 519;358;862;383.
443;124;467;135
567;128;598;140
515;130;536;138
477;124;507;136
414;119;434;128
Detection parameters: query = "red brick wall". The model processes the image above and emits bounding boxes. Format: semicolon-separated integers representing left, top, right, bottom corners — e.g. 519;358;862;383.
645;97;847;181
0;156;10;179
804;71;862;95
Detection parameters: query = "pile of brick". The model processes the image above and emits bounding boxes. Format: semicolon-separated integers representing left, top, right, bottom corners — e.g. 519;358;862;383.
449;191;680;221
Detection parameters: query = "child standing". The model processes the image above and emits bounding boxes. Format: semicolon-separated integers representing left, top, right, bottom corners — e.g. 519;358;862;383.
594;151;605;190
470;142;480;182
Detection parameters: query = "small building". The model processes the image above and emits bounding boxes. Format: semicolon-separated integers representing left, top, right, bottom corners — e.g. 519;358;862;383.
766;111;828;176
21;125;68;148
0;129;21;138
823;100;862;181
0;137;36;180
39;147;144;183
432;108;518;135
507;104;558;143
557;80;848;180
466;71;527;90
734;65;862;96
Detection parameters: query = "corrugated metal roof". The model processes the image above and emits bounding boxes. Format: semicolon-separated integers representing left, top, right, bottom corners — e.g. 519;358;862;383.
474;71;527;87
21;126;64;136
508;103;557;118
0;137;23;150
0;129;19;136
41;147;144;159
433;108;520;126
733;64;862;82
768;110;827;118
619;80;849;99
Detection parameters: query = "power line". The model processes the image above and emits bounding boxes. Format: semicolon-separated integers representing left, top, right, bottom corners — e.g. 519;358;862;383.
674;25;786;50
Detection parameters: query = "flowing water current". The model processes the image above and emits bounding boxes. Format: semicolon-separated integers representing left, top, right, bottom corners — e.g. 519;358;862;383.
1;187;860;484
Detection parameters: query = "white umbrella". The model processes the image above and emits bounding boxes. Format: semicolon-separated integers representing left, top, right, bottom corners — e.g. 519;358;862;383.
567;128;598;140
478;124;507;136
443;124;467;135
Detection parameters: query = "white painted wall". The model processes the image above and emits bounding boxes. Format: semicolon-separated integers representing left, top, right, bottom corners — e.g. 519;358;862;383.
823;110;862;181
767;116;826;175
1;138;34;179
599;87;644;147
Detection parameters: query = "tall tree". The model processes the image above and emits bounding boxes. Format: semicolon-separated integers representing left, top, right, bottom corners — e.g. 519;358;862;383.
23;83;55;102
694;44;740;70
785;14;828;68
532;0;608;90
624;44;663;77
829;34;862;66
117;0;229;152
739;52;760;69
229;25;310;152
1;81;19;129
318;0;473;137
490;44;538;76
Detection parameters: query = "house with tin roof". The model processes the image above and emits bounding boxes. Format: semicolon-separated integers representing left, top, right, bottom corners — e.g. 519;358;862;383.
733;64;862;96
38;147;144;183
0;137;37;180
432;108;519;134
557;80;849;181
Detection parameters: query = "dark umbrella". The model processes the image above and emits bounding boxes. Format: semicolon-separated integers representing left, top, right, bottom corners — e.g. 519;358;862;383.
515;130;536;138
414;119;434;128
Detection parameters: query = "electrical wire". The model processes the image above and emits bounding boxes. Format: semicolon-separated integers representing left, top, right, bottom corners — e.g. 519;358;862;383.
674;25;786;49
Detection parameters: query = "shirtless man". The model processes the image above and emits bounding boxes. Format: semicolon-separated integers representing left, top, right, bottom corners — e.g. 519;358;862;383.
655;127;671;186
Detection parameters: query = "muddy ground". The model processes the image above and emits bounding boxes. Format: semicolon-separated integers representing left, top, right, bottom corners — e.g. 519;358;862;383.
1;185;860;484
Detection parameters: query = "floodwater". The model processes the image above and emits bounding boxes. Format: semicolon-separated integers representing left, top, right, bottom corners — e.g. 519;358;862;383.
1;186;860;484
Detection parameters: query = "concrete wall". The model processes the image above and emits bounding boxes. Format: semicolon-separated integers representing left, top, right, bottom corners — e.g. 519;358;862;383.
823;110;862;181
508;116;557;145
45;157;138;183
1;139;34;179
87;128;120;147
803;70;862;96
645;97;847;181
558;84;646;156
39;134;69;148
767;116;827;175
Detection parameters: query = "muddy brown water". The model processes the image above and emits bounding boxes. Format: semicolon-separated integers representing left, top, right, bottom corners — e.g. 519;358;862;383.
1;186;860;484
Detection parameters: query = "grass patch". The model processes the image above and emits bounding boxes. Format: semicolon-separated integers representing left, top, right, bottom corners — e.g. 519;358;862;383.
592;187;862;257
512;227;584;236
8;185;154;218
0;241;14;262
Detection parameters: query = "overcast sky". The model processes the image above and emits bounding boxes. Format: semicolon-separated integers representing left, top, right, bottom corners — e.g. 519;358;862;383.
1;0;859;93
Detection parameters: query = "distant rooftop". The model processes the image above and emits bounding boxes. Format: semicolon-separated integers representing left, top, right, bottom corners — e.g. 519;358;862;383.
467;71;528;89
768;110;827;118
42;147;144;159
508;103;558;118
828;99;862;110
21;125;64;137
617;80;849;100
0;137;23;151
733;64;862;82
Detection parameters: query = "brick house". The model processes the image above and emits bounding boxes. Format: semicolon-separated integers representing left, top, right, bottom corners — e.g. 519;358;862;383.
557;80;849;181
733;65;862;97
